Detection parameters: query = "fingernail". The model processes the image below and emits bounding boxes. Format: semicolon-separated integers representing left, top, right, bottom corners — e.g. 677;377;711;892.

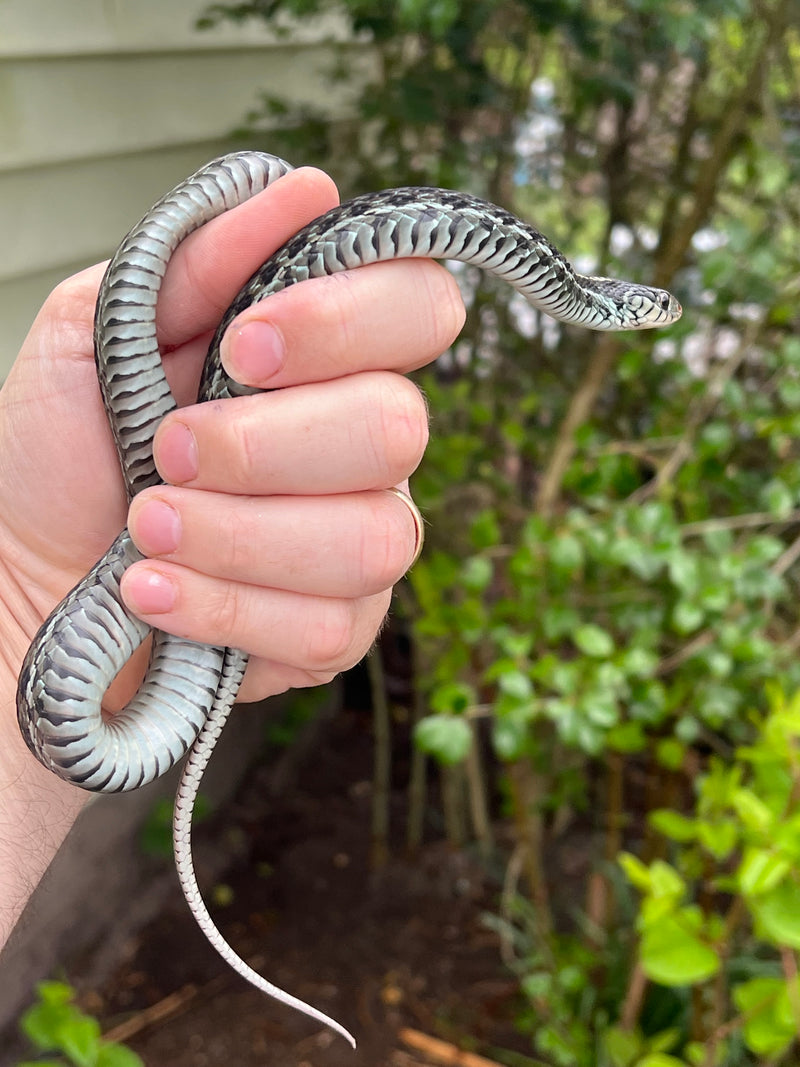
155;421;198;484
222;320;286;385
131;498;181;556
123;567;177;615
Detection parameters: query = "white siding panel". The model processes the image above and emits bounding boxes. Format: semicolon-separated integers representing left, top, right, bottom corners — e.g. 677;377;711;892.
0;0;351;57
0;141;272;367
1;47;363;171
2;143;240;279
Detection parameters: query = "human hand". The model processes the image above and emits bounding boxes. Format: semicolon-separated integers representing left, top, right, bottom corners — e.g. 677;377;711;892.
0;166;465;711
0;166;464;938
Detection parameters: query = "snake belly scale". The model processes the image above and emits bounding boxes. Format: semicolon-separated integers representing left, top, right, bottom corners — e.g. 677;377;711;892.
16;152;681;1045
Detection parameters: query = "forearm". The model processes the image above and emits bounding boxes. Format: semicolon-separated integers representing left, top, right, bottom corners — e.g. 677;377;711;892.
0;586;86;950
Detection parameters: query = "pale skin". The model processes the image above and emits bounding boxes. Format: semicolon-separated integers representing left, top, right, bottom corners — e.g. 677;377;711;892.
0;167;465;948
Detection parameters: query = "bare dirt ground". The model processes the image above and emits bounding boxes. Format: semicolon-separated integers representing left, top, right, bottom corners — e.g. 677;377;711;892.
56;703;532;1067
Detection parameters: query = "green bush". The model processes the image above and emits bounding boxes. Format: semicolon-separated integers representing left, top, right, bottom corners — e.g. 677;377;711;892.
16;982;142;1067
201;0;800;1060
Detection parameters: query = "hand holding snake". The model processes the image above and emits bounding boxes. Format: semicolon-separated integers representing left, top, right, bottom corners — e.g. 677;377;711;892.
0;163;455;1042
7;154;680;1045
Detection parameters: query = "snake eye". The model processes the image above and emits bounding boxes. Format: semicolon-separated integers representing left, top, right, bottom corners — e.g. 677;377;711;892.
660;293;671;310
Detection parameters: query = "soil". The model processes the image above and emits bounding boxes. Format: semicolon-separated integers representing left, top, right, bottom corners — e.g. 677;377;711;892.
56;695;533;1067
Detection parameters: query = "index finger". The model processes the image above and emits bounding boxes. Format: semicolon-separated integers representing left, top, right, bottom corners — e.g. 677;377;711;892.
155;166;340;350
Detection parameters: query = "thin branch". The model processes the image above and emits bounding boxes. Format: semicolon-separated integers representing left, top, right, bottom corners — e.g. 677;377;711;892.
681;510;800;537
398;1027;510;1067
534;334;620;517
103;984;199;1044
772;533;800;579
592;436;681;457
507;759;553;938
619;960;648;1032
655;630;715;678
368;646;392;868
464;719;494;858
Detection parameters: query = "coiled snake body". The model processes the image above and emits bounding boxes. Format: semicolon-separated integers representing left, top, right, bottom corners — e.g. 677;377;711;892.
16;152;681;1045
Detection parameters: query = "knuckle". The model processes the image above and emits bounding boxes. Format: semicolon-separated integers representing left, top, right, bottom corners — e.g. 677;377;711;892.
302;599;361;671
217;505;254;574
318;272;365;349
208;580;245;640
359;497;414;588
228;408;263;489
417;262;467;350
45;272;99;340
366;374;430;478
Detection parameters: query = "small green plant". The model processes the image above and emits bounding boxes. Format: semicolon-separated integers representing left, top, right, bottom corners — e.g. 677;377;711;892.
498;687;800;1066
16;981;142;1067
613;685;800;1066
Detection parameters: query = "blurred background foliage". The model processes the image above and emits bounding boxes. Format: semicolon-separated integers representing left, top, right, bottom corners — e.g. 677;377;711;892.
196;2;800;1063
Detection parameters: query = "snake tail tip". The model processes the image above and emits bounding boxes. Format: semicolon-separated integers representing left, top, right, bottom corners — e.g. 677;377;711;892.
332;1020;357;1049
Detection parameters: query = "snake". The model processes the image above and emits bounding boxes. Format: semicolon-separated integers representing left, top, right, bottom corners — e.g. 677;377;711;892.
15;151;682;1046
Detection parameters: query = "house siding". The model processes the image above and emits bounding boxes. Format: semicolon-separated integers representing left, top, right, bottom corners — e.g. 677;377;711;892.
0;0;364;373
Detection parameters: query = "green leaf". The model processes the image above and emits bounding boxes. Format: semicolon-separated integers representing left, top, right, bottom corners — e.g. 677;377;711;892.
21;1000;75;1051
619;647;659;678
667;550;699;595
582;690;620;727
699;421;733;455
602;1024;642;1067
548;533;584;572
619;852;651;891
610;537;662;579
36;982;74;1007
607;720;645;753
414;715;471;765
97;1043;145;1067
429;681;477;715
60;1015;101;1067
731;788;773;832
733;976;796;1057
469;509;501;549
541;604;581;640
655;738;685;771
648;1029;683;1055
637;1056;689;1067
640;909;719;985
649;809;696;843
461;554;493;591
738;848;791;896
695;818;738;860
520;971;551;999
649;860;686;899
492;716;528;761
497;669;533;701
671;601;704;634
573;624;615;657
750;878;800;948
760;478;794;519
685;1039;727;1066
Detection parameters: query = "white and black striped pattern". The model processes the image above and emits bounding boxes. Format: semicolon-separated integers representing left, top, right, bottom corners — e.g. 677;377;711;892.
200;185;680;401
16;152;681;1044
95;152;293;499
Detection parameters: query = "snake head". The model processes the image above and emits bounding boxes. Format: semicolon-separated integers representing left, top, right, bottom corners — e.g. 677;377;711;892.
581;275;683;330
619;284;683;329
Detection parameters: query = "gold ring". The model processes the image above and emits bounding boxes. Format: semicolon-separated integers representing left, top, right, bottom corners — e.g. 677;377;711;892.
385;486;425;568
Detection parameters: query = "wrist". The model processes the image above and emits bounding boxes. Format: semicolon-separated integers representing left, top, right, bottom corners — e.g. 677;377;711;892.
0;558;86;951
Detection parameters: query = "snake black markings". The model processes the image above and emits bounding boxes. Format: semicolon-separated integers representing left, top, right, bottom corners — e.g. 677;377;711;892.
16;152;682;1046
